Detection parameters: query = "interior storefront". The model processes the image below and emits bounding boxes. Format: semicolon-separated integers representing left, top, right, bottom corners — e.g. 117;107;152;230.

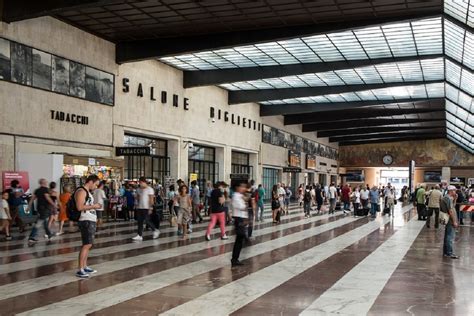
188;144;219;189
231;151;253;180
122;134;170;185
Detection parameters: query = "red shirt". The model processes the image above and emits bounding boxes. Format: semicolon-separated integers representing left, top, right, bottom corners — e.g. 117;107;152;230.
341;186;351;202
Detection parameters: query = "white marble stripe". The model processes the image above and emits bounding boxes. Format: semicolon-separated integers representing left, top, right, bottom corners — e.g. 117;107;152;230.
16;212;365;315
160;206;413;316
0;210;354;300
0;205;303;254
0;207;308;272
299;217;425;316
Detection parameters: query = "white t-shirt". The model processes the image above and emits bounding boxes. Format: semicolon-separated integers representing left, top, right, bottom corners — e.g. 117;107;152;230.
93;189;106;211
231;192;248;219
278;187;285;201
0;199;9;219
137;186;154;209
79;188;97;222
329;186;337;199
360;190;369;200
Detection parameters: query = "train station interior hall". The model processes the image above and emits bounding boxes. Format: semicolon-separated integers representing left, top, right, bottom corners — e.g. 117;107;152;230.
0;1;474;315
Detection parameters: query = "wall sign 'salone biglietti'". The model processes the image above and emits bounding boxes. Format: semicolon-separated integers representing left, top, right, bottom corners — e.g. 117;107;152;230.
262;124;338;160
121;78;189;110
0;37;114;106
209;106;261;132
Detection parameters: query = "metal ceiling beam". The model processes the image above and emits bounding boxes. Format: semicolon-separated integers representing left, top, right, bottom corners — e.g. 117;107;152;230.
183;54;443;88
116;13;441;63
1;0;121;22
317;123;446;137
284;105;445;125
229;80;444;104
302;117;445;132
260;98;444;116
338;134;446;146
329;128;446;142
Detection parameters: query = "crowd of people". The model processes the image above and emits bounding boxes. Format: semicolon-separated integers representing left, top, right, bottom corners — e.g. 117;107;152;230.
0;176;473;277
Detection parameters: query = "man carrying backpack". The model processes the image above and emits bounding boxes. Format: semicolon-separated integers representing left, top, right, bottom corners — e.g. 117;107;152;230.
74;175;101;278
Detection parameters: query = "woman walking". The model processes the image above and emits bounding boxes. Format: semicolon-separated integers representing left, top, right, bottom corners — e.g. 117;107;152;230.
231;181;249;267
48;182;59;233
271;185;280;224
57;185;72;235
175;185;192;238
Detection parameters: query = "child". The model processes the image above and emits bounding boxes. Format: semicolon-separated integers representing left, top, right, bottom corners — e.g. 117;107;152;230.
0;190;12;240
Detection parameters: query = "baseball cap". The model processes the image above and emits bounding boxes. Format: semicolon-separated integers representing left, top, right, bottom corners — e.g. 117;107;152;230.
447;185;457;191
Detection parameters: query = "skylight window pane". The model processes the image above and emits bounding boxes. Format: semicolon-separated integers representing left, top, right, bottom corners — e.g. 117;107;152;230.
463;31;474;69
445;0;469;25
383;23;417;57
328;31;367;60
375;63;402;82
460;68;474;92
316;72;344;85
335;69;365;84
446;84;459;103
444;21;465;63
397;61;423;81
354;27;392;59
412;18;443;55
303;35;343;62
341;92;361;102
425;83;445;97
447;100;457;114
356;90;377;100
355;66;383;83
326;94;346;102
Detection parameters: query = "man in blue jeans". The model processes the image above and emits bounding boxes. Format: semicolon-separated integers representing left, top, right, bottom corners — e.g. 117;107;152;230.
441;185;459;259
369;186;380;218
27;179;57;243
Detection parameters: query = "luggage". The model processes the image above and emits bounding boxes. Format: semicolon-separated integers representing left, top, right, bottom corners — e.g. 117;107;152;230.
18;203;37;225
335;202;342;211
383;207;391;215
355;208;369;216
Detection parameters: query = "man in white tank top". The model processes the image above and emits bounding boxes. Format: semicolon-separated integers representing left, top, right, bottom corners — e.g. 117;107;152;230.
75;175;101;279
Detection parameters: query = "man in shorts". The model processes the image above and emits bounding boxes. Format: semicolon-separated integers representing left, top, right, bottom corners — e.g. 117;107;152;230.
76;175;102;278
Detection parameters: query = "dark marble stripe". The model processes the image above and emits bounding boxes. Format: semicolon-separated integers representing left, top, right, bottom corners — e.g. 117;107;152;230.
0;206;304;264
368;223;474;316
0;213;354;314
232;210;415;315
88;216;373;316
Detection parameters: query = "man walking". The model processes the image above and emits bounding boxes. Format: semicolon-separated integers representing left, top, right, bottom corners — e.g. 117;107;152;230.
328;183;337;214
7;180;26;233
75;175;102;278
191;180;203;223
416;184;427;220
257;184;265;222
27;179;57;243
231;181;249;267
426;185;442;229
131;177;160;241
369;186;380;218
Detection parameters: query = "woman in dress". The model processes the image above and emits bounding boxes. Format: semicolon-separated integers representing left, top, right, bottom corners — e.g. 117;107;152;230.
48;182;59;233
58;185;72;235
271;185;280;224
175;184;192;238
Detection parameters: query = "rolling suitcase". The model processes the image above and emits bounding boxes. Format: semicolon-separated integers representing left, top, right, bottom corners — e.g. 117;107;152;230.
335;202;342;211
355;208;368;216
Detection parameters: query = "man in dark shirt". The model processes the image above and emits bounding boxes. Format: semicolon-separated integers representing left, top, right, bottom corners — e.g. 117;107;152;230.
205;182;228;241
27;179;57;243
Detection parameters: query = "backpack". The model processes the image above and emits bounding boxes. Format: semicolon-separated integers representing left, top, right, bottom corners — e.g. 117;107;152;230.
304;190;311;203
66;186;90;222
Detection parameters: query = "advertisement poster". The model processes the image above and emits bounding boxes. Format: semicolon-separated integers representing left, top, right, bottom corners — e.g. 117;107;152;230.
189;173;198;183
306;154;317;170
288;150;301;168
2;171;30;192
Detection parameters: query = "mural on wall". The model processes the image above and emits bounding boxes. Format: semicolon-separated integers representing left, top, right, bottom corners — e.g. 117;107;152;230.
0;37;114;106
262;124;338;160
340;139;474;167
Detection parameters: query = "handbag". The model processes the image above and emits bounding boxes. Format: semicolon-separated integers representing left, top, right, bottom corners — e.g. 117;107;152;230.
439;211;450;225
170;215;178;227
271;199;280;210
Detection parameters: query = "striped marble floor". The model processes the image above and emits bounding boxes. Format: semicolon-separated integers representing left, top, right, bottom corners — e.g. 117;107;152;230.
1;203;473;316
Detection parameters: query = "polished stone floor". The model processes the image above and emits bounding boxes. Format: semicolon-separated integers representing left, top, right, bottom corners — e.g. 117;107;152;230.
0;203;472;316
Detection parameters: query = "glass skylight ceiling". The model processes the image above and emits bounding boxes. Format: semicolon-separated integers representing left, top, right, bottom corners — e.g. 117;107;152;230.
445;0;474;28
160;17;442;71
260;83;445;105
220;58;444;91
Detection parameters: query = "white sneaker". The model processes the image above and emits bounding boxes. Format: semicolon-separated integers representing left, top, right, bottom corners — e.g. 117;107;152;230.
131;235;143;241
152;230;160;239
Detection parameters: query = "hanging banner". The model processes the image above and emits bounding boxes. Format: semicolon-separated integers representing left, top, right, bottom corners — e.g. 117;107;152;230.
408;160;415;194
189;173;198;183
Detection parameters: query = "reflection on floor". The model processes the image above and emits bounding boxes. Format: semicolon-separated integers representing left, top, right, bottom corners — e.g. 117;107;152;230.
0;203;472;315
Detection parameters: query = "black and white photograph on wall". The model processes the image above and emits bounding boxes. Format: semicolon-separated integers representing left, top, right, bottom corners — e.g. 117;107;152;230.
308;141;316;155
32;49;51;90
52;56;69;94
0;38;10;80
270;127;279;146
11;42;32;85
283;131;291;148
262;125;272;143
295;136;303;152
100;71;114;105
85;67;101;103
289;134;297;151
69;61;85;98
303;139;309;153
